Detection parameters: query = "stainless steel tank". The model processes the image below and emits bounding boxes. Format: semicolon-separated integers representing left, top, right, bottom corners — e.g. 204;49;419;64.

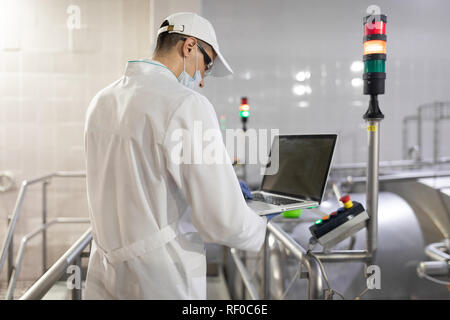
275;192;450;299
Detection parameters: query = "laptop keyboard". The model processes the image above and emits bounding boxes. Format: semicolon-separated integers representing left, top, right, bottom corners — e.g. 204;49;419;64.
252;194;302;206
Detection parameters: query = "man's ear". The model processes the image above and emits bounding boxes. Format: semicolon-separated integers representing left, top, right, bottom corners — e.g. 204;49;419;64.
182;37;197;57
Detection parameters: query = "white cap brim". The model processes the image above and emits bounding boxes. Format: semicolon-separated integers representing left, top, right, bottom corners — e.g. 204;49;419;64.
210;49;233;77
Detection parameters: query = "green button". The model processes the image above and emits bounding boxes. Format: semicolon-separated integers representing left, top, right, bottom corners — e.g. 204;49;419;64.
282;209;302;219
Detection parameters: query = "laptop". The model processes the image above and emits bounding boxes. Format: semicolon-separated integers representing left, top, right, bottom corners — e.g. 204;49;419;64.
246;134;337;215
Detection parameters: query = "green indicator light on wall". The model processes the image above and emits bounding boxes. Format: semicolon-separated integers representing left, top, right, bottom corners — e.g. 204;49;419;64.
240;110;249;118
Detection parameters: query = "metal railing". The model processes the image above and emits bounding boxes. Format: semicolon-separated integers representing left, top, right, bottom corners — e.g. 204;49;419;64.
402;101;450;163
6;218;89;299
20;228;92;300
231;221;325;300
0;171;87;298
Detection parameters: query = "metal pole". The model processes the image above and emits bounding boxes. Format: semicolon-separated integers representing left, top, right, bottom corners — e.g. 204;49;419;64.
241;251;246;299
0;182;28;275
42;181;49;274
7;216;14;282
20;229;92;300
366;119;380;258
312;250;371;263
362;94;383;262
417;106;422;161
433;103;440;164
267;222;324;299
230;248;260;300
71;254;82;300
262;232;270;299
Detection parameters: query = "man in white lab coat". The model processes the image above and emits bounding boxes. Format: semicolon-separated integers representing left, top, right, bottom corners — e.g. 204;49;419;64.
83;12;268;299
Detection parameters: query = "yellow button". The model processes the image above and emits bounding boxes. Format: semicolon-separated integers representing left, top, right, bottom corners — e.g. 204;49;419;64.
322;215;330;220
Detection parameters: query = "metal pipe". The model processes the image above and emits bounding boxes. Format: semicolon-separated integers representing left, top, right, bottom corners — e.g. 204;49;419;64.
7;217;13;282
433;104;440;164
311;250;371;262
262;233;270;299
344;170;450;184
417;106;423;161
72;255;82;300
366;120;380;258
425;241;450;262
42;181;49;274
5;218;90;299
0;182;28;275
402;115;418;160
0;172;86;276
230;248;260;300
20;228;92;300
267;222;324;299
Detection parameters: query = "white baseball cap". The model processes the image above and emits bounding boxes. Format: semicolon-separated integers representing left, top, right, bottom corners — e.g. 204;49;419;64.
157;12;233;77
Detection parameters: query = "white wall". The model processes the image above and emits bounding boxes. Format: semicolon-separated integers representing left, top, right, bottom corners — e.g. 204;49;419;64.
0;0;153;283
201;0;450;185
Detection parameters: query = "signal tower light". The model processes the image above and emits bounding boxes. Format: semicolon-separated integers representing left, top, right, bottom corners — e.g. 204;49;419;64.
240;97;249;132
363;14;387;119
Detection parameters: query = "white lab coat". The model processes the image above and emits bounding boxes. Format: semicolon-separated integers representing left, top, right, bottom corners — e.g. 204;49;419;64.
83;60;267;300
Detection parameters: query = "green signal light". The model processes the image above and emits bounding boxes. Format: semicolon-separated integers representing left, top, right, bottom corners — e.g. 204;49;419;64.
314;219;322;225
240;110;250;118
364;59;385;73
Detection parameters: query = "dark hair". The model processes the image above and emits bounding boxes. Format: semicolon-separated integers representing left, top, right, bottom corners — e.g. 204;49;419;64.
154;20;186;54
154;20;214;55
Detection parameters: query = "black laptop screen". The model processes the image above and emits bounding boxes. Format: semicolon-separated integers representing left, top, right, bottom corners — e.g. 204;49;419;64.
261;135;337;203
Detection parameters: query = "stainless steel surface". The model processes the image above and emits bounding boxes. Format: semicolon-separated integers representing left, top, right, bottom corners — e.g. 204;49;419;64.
5;218;90;300
230;248;260;300
382;177;450;241
366;120;380;259
20;228;92;300
286;192;449;299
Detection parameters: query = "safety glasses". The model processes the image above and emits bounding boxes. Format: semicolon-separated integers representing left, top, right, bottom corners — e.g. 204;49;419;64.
196;42;213;75
181;38;213;75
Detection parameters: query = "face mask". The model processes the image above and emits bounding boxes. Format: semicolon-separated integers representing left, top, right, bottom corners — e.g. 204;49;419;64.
178;46;203;90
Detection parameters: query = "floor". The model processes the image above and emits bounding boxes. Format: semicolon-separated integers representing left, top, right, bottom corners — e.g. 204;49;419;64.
0;265;231;300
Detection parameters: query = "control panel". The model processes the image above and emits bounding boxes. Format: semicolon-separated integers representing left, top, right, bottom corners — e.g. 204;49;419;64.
309;195;369;249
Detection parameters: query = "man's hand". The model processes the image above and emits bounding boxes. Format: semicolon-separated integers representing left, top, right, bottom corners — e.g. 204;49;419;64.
239;180;253;200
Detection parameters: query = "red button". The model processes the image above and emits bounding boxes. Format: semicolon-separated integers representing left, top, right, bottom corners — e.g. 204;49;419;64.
340;195;350;203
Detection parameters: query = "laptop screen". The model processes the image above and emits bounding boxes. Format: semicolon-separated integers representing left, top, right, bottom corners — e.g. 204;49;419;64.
261;134;337;203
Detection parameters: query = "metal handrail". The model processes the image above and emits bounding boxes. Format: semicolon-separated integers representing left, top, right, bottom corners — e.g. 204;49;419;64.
20;228;92;300
0;172;86;278
230;248;260;300
6;218;90;300
266;222;324;299
231;221;325;300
